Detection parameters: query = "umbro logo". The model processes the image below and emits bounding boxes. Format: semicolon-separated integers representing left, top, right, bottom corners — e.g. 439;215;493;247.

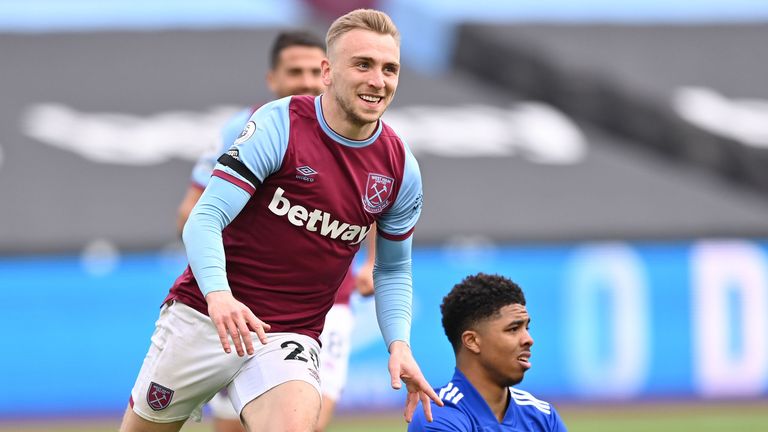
296;165;318;182
296;165;317;176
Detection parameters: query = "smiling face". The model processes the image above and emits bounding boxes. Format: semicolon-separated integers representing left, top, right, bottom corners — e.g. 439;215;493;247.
322;28;400;131
468;304;534;387
267;45;326;98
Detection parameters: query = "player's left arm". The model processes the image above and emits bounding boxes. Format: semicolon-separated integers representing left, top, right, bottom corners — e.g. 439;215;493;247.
374;148;441;422
183;100;290;357
375;236;442;423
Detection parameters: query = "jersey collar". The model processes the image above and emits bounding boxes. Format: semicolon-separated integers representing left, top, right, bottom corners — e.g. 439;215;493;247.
451;368;521;427
314;95;382;147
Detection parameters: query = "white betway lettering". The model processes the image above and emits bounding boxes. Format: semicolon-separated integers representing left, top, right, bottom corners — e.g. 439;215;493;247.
320;213;349;238
268;187;370;245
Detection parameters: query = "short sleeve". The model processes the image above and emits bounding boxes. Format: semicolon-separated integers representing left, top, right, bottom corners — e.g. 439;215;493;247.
377;144;423;241
214;97;291;192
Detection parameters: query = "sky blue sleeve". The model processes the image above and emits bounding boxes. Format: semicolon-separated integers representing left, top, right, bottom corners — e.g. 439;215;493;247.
190;108;252;187
377;144;423;239
217;97;291;189
181;175;250;296
373;235;414;348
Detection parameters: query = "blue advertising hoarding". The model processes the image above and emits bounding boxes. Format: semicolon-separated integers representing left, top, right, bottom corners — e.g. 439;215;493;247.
1;239;767;416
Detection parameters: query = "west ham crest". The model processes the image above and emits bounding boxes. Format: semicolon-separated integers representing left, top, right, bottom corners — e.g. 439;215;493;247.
363;173;395;214
147;382;174;411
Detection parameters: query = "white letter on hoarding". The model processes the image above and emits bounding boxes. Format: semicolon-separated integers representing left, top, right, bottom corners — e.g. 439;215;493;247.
692;241;768;397
565;243;649;398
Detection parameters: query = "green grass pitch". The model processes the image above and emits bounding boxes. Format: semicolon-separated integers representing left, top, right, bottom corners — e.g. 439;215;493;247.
2;401;766;431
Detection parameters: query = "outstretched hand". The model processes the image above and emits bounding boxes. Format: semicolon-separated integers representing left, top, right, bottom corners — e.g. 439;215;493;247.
206;290;270;356
388;340;444;422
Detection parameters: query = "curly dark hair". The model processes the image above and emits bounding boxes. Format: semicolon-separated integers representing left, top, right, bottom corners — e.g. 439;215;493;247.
441;273;526;352
270;30;326;69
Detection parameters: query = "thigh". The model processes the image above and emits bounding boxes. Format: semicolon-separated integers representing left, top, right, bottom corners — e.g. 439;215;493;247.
228;333;322;427
241;381;321;432
318;304;354;400
129;302;246;423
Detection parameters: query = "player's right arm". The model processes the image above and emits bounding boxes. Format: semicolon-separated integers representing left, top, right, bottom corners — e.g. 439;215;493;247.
182;98;291;356
184;177;268;356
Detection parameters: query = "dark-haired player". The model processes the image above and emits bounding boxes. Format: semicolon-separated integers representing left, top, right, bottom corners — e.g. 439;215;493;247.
409;273;567;431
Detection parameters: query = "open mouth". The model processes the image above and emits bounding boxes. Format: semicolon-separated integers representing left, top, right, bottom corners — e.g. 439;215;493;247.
359;94;383;105
517;353;532;369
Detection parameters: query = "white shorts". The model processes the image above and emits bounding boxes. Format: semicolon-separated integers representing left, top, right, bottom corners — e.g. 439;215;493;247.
207;303;353;418
318;304;353;401
129;301;321;423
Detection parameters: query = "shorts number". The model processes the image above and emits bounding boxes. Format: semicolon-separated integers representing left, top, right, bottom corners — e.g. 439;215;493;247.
281;341;308;362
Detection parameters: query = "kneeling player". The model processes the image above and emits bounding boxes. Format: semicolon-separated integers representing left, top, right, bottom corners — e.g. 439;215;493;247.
409;273;567;431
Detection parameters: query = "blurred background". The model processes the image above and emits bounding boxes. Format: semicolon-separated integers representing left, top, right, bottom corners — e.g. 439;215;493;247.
1;0;768;431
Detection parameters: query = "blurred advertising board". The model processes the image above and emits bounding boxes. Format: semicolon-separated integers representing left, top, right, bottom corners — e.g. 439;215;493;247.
1;239;766;416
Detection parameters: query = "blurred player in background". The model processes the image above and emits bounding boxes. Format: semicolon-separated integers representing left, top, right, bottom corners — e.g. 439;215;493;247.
176;30;325;228
176;30;376;432
409;273;567;431
120;8;439;432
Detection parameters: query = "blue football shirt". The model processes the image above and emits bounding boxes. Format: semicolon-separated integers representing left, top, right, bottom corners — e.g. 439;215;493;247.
409;369;567;431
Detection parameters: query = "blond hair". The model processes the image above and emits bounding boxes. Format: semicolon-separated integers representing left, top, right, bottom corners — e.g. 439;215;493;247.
326;9;400;55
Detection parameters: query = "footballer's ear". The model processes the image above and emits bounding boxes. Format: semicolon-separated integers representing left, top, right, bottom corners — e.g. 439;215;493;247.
461;330;481;354
321;58;332;86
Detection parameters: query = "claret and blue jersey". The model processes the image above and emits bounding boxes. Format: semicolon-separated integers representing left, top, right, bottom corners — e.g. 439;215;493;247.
409;369;567;431
191;103;363;305
169;94;423;344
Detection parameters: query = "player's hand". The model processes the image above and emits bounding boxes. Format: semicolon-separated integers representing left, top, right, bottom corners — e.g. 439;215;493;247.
355;261;375;297
388;340;443;423
206;290;270;356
